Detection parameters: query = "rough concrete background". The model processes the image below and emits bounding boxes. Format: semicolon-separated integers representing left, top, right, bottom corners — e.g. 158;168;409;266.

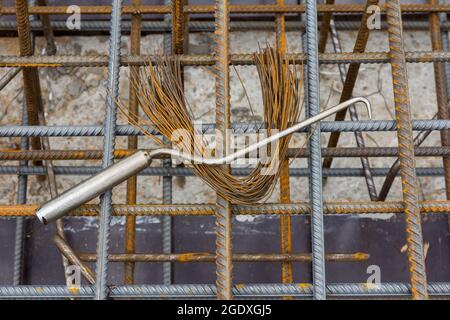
1;29;450;286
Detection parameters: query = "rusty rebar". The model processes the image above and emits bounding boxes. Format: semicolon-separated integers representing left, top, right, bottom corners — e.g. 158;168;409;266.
378;117;436;201
328;15;378;201
429;0;450;201
1;4;450;15
14;0;43;157
4;146;450;161
124;0;141;286
386;0;428;299
78;252;369;263
2;201;450;217
214;0;233;300
2;51;450;68
275;0;293;290
322;0;379;200
36;0;56;55
317;0;334;53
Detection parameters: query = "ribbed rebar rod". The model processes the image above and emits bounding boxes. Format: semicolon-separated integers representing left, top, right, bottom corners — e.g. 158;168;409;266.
214;0;233;300
317;0;334;53
441;8;450;97
4;120;450;137
36;0;56;55
378;117;436;201
1;283;450;299
1;4;450;15
387;0;428;299
328;12;378;200
161;0;172;286
3;200;450;217
2;51;450;67
305;0;326;300
0;165;447;178
275;0;293;291
123;0;141;286
429;0;450;201
4;146;450;161
1;20;448;33
14;0;43;158
79;252;369;263
323;0;379;201
95;0;123;300
12;102;28;286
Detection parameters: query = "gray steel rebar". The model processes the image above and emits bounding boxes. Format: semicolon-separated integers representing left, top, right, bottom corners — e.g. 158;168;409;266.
305;0;326;300
12;102;29;286
1;283;450;298
95;0;123;300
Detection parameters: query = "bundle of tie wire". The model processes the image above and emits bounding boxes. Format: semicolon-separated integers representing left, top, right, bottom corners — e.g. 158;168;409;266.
125;47;303;204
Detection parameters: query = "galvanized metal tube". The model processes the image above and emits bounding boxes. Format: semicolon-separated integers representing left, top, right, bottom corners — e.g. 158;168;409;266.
35;151;151;224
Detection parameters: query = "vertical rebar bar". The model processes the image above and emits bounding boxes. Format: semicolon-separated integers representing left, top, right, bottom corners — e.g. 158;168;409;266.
317;0;334;53
13;102;28;286
386;0;428;300
36;0;56;55
14;0;43;160
328;13;378;201
124;0;141;286
275;0;293;290
162;0;173;285
214;0;233;300
305;0;326;300
429;0;450;200
95;0;123;300
322;0;379;202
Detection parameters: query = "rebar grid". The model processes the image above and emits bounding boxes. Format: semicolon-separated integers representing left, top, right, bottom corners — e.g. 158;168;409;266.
1;0;450;300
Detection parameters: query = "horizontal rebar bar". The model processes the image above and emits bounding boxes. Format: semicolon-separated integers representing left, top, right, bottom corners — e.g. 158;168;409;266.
1;283;450;298
0;20;449;34
0;165;445;177
1;52;450;68
78;252;369;263
2;146;450;161
2;200;450;217
2;120;450;138
1;4;449;15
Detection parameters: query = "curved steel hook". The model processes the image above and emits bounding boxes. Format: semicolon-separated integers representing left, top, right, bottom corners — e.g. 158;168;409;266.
36;97;371;224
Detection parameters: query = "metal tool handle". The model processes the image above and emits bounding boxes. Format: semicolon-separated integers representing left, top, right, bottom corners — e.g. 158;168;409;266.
36;150;152;224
